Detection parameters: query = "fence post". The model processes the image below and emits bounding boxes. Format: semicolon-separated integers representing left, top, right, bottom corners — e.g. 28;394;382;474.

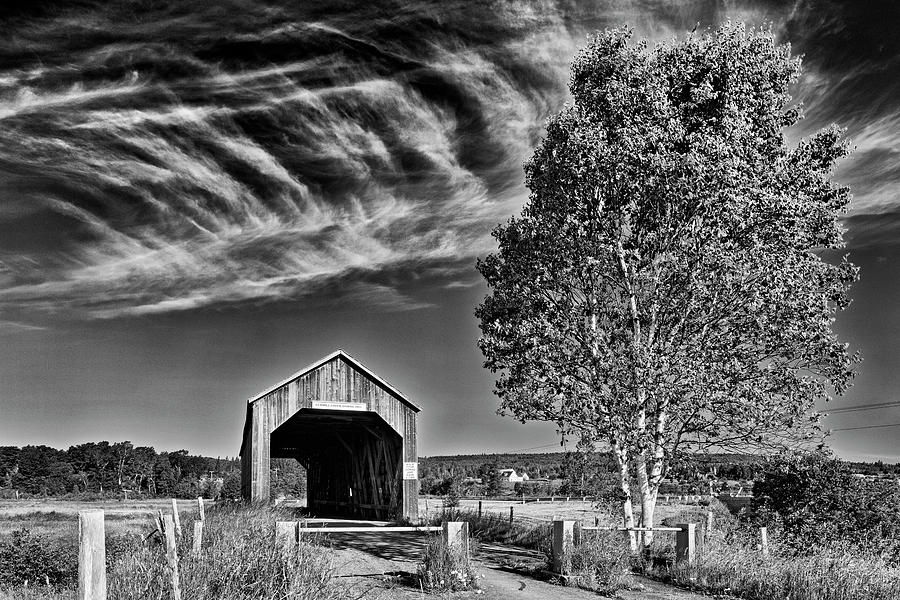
551;520;575;575
522;493;525;505
197;497;205;521
78;510;106;600
706;511;714;540
162;514;182;600
192;520;204;557
478;500;482;518
171;499;182;537
509;506;514;524
675;523;697;567
275;521;298;549
442;521;469;559
760;527;769;557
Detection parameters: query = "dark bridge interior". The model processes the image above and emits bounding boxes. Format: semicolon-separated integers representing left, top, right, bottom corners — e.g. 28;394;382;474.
270;408;404;520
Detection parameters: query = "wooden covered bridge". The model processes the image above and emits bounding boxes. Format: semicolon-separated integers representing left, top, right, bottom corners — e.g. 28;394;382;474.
240;349;419;521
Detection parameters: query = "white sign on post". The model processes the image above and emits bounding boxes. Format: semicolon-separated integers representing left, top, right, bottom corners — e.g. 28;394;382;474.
403;462;418;480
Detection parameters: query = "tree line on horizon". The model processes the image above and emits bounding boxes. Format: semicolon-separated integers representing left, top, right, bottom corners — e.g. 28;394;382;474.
0;442;240;499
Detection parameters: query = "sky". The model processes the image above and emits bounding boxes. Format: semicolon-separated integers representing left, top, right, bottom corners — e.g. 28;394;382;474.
0;0;899;462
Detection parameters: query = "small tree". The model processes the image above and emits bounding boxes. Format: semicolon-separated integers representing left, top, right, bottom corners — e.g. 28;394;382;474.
476;23;856;544
480;460;505;497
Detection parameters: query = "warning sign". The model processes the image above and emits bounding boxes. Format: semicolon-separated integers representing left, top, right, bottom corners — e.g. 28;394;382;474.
403;462;418;480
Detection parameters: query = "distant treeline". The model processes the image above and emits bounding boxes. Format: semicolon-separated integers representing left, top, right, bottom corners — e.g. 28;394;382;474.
419;451;900;497
420;451;766;482
0;442;240;499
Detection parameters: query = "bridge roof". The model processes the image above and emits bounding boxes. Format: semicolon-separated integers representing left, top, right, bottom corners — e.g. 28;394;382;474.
246;348;420;412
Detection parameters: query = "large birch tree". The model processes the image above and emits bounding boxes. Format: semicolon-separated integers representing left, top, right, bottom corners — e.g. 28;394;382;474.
475;23;857;545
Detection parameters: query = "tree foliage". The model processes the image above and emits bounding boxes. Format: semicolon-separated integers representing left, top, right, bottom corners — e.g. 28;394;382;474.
0;442;241;498
754;453;900;560
476;23;856;535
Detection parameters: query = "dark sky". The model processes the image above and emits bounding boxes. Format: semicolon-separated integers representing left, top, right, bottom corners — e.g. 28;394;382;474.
1;1;899;461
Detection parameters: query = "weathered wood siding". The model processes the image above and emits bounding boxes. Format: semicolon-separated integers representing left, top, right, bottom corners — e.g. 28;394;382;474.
242;353;418;521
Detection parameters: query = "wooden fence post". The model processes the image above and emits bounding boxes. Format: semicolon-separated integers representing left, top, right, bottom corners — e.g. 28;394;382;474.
162;515;182;600
442;521;469;559
275;521;298;549
197;497;205;521
522;493;525;505
78;510;106;600
509;506;514;524
478;500;482;518
675;523;697;567
760;527;769;557
192;521;204;557
171;499;182;537
551;520;575;575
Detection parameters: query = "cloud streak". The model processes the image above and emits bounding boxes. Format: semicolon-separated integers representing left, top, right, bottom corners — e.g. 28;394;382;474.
0;0;897;318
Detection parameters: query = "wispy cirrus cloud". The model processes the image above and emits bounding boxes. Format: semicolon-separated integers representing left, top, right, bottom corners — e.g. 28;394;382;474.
0;0;578;319
1;0;899;320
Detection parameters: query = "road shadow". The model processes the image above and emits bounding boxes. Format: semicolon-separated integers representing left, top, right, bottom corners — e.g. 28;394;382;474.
320;531;432;563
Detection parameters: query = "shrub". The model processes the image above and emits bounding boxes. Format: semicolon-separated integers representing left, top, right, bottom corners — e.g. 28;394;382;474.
753;452;900;560
0;529;77;588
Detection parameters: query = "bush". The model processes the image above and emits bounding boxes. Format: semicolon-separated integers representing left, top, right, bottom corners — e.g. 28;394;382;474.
753;452;900;560
0;529;77;588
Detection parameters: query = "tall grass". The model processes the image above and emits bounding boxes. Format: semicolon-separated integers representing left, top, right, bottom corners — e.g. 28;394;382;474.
429;507;551;552
1;504;347;600
568;530;633;594
417;531;480;592
662;531;900;600
109;503;344;600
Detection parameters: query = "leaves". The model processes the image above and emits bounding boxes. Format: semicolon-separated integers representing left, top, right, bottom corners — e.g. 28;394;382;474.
476;23;856;517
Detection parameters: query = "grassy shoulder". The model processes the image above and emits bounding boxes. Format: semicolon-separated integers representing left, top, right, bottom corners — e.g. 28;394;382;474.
428;503;900;600
0;504;349;600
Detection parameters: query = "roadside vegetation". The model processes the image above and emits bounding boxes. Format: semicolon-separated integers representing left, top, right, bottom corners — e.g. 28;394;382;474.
0;504;346;600
417;529;480;593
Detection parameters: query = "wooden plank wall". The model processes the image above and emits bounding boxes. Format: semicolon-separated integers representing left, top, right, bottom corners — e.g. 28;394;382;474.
242;355;418;520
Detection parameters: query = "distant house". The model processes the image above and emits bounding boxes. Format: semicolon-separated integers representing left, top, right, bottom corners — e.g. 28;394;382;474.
498;468;529;483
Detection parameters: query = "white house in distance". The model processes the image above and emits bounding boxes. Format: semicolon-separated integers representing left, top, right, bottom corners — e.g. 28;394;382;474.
499;468;529;483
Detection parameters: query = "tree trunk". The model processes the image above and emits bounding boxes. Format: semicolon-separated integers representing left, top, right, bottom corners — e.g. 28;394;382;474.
635;453;655;546
613;443;637;553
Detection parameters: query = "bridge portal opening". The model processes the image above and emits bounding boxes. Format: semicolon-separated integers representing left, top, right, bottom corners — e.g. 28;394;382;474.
271;408;403;520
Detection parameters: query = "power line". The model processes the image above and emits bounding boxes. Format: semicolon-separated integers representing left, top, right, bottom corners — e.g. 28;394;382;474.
506;442;562;453
831;422;900;432
824;401;900;414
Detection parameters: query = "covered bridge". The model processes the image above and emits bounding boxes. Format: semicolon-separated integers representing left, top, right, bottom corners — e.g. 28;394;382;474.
240;349;420;521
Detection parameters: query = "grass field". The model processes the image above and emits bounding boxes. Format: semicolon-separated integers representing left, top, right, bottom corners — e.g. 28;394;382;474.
0;499;209;540
419;496;716;528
